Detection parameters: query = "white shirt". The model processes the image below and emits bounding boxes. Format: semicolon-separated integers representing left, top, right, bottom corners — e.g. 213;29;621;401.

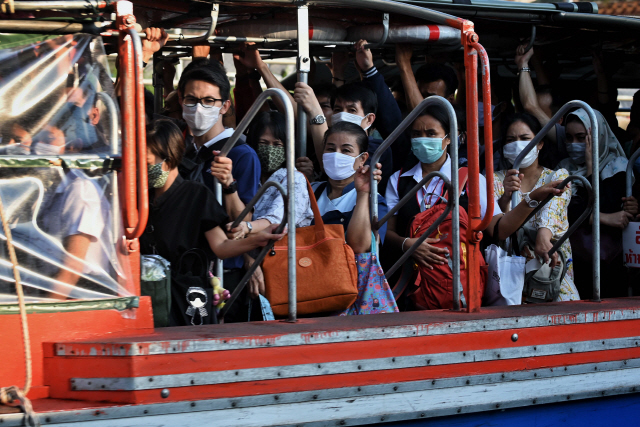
201;127;235;150
40;169;113;275
385;155;502;220
253;168;314;228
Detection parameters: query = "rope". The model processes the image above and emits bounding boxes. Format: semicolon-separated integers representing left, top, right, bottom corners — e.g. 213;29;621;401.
0;191;38;426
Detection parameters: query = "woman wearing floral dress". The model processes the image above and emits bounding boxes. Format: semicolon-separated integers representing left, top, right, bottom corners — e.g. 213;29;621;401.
493;113;579;301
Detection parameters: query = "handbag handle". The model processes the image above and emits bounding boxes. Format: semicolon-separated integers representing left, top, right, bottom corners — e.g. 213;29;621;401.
306;178;327;240
177;248;210;278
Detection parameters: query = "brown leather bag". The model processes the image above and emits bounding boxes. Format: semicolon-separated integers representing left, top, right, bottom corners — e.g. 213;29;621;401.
263;180;358;316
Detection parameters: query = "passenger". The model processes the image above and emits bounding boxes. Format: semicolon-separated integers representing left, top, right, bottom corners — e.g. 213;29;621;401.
219;111;314;236
311;122;387;253
211;112;314;305
312;83;337;122
232;43;328;179
177;59;262;322
330;83;393;190
0;119;33;154
395;44;458;110
34;108;113;296
384;104;568;308
140;119;283;325
352;40;409;174
494;113;579;301
558;108;639;299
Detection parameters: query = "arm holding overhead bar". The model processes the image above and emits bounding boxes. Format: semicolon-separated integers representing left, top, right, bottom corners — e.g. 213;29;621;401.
515;44;557;143
234;43;298;119
396;44;424;112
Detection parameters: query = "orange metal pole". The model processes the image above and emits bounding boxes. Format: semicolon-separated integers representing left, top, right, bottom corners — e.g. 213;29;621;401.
462;28;482;312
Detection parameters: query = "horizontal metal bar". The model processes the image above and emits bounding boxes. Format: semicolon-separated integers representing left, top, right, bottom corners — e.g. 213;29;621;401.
13;0;108;10
70;335;640;390
0;20;91;33
7;360;640;427
55;307;640;356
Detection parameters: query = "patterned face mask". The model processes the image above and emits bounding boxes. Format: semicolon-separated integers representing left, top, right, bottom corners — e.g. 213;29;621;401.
257;144;285;175
148;161;170;188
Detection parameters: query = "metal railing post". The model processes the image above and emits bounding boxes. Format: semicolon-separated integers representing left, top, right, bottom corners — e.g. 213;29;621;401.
369;96;459;309
216;88;297;322
296;4;310;159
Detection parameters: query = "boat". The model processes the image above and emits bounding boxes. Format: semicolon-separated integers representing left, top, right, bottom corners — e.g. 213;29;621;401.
1;0;640;426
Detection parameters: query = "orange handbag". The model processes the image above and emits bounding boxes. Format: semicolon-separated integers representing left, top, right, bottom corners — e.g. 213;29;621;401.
263;180;358;316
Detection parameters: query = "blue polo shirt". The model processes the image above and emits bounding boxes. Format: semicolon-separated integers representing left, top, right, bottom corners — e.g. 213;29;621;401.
310;181;388;244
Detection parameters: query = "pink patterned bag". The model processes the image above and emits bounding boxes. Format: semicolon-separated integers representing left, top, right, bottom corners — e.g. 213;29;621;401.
340;251;398;316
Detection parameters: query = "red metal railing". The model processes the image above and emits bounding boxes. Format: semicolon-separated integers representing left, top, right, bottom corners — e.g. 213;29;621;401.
117;0;148;295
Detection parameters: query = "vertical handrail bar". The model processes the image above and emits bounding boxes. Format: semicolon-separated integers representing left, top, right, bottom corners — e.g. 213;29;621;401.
370;95;459;309
123;27;149;240
218;88;297;322
296;4;310;159
118;25;137;231
509;101;599;301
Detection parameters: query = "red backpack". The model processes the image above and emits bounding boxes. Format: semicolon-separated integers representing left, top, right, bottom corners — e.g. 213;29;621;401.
407;168;487;310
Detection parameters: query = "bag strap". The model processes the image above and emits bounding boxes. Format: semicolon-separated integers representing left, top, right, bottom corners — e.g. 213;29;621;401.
177;248;209;277
444;167;469;201
305;178;327;239
313;182;328;201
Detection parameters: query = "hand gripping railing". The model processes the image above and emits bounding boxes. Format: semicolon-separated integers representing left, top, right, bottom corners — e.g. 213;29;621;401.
510;101;600;300
215;88;297;322
515;176;594;260
370;96;462;310
218;182;288;321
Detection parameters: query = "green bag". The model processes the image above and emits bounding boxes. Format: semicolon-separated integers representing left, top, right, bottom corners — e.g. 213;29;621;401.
141;255;171;328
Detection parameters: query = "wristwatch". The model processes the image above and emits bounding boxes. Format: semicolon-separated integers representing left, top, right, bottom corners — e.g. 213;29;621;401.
245;221;253;234
222;180;238;194
523;192;539;208
309;114;326;125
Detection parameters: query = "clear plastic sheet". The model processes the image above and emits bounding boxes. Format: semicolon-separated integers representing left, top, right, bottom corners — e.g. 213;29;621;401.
0;34;131;303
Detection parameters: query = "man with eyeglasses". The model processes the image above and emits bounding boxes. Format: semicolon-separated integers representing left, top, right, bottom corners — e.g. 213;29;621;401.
177;58;261;323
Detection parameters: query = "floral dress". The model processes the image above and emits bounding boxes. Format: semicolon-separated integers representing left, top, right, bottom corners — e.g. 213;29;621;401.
493;168;580;301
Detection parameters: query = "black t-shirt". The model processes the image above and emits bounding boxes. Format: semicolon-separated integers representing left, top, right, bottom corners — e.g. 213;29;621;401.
140;176;229;268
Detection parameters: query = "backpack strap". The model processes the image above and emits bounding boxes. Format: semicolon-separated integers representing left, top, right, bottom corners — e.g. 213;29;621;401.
444;167;469;200
313;182;328;201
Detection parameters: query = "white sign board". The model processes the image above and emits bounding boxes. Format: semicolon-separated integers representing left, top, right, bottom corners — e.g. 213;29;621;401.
623;221;640;268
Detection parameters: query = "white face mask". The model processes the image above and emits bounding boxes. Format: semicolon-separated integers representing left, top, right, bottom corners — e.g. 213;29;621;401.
32;142;64;156
5;144;31;155
323;152;363;181
503;140;538;168
566;142;586;164
182;104;221;137
331;112;371;131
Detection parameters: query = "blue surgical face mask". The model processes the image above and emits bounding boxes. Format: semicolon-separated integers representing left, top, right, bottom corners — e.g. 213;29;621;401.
566;142;586;165
411;136;447;165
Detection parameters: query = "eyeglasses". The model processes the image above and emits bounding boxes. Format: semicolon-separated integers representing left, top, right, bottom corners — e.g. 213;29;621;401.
183;96;223;108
